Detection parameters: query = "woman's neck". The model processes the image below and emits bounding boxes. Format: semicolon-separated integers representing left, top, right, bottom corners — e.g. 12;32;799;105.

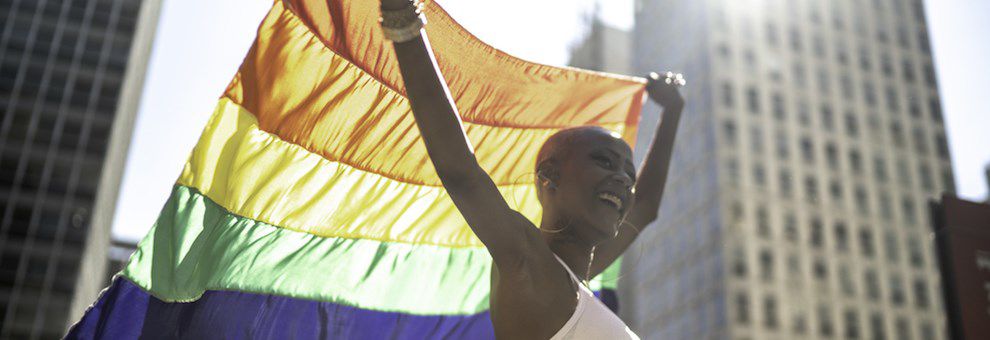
540;220;596;282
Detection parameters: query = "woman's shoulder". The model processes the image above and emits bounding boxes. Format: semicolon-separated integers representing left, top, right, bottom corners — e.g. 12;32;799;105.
490;258;579;340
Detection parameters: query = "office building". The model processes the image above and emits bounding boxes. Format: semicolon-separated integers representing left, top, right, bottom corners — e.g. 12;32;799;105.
0;0;160;338
620;1;953;339
568;15;633;76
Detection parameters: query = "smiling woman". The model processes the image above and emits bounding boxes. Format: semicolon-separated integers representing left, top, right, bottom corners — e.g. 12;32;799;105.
67;0;656;338
379;0;685;337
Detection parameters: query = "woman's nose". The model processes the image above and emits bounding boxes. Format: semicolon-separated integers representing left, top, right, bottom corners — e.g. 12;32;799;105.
612;173;633;188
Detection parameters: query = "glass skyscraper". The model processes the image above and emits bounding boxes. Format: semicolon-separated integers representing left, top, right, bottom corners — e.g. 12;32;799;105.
0;0;159;338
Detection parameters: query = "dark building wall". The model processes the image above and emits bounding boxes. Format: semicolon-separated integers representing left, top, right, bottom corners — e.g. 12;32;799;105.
0;0;146;338
623;0;724;339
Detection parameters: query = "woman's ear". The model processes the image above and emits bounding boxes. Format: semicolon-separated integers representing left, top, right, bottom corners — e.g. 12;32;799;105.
539;172;557;190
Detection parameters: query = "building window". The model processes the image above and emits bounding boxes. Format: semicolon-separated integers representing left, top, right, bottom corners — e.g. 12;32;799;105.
817;305;834;337
723;120;737;144
757;207;770;237
836;44;849;65
859;229;875;258
908;237;924;268
747;86;760;114
834;222;848;251
930;97;943;122
885;231;900;262
798;100;811;126
805;176;819;203
920;322;935;340
784;214;798;242
897;158;912;185
751;126;764;154
813;35;826;56
810;218;824;248
776;131;790;160
821;104;835;131
782;254;800;281
717;43;731;57
902;197;917;225
766;22;779;47
772;93;785;120
839;265;856;296
727;158;740;182
890;274;905;306
865;270;881;301
885;86;900;112
863;81;876;107
764;296;778;329
844;309;860;339
817;68;831;94
881;53;894;77
722;82;734;108
734;247;747;277
801;138;815;163
855;188;870;215
897;23;911;46
942;168;955;192
913;279;930;309
829;180;843;202
909;99;922;118
759;249;774;281
913;128;928;154
789;27;803;52
890;122;905;146
924;63;937;86
873;156;888;183
859;48;872;71
841;75;855;98
935;133;950;159
780;169;793;197
902;59;916;82
754;164;767;187
895;318;910;340
845;113;859;137
825;143;839;169
792;313;807;334
922;26;936;52
736;293;750;324
870;313;886;340
813;259;828;280
919;164;934;191
849;150;863;173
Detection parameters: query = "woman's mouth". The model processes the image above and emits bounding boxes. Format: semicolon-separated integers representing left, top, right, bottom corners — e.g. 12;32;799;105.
597;192;624;211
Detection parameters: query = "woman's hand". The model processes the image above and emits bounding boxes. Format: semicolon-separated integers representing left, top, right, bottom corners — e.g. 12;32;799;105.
380;0;414;10
646;72;685;110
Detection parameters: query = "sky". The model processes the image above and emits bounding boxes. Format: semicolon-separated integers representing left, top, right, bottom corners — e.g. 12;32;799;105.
111;0;989;242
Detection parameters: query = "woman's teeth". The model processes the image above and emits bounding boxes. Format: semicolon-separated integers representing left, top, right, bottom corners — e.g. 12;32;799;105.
597;193;622;210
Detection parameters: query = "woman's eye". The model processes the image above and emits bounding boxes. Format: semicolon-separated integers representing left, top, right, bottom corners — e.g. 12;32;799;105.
594;156;613;168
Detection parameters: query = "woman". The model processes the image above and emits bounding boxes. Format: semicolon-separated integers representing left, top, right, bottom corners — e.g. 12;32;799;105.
379;1;684;338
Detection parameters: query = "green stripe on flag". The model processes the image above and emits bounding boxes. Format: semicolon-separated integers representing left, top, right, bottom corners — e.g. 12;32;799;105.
121;185;623;315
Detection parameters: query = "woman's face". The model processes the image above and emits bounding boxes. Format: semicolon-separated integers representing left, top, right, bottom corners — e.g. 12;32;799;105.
545;131;636;241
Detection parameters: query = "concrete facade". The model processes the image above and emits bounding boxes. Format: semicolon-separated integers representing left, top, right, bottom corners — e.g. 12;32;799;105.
620;0;953;339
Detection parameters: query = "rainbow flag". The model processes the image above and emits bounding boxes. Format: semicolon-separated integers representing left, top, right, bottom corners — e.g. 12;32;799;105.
68;0;645;338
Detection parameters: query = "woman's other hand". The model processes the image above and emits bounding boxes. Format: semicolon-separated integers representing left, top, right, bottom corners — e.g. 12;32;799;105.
646;72;685;110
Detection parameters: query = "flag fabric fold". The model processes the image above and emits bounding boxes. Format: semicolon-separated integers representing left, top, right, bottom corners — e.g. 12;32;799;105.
68;0;645;338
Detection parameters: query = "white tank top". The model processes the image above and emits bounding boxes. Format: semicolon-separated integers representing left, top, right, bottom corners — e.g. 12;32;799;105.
549;255;640;340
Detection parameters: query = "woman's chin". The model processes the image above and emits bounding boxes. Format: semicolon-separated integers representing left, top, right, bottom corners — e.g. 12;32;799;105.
589;219;620;240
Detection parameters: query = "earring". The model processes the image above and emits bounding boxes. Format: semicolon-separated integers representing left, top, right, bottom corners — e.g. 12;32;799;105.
539;173;557;190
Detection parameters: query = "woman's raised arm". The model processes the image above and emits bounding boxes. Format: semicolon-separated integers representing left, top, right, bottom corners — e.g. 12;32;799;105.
380;0;546;267
589;73;685;277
